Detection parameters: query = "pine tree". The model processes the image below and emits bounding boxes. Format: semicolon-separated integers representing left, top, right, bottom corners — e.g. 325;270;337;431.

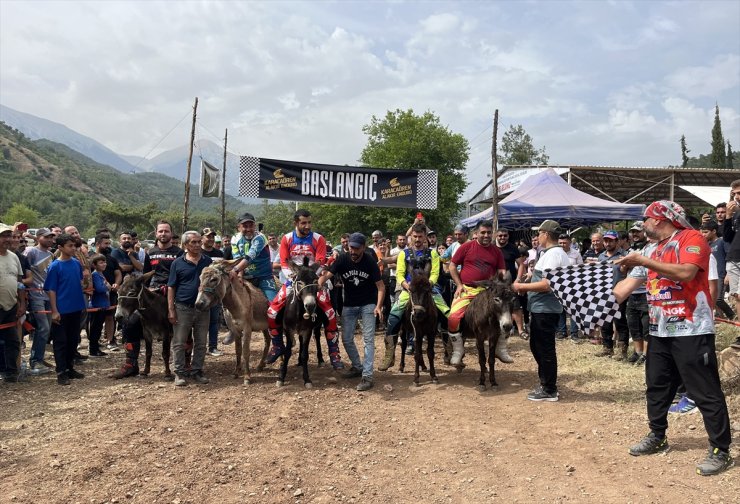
727;141;734;170
709;104;726;168
680;134;690;167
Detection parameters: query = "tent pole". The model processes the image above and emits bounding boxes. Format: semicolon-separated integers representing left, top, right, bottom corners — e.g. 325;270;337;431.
490;109;499;229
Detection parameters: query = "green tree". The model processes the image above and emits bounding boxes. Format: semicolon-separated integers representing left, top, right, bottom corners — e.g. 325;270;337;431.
257;200;295;237
709;104;726;168
499;124;549;166
297;109;469;238
680;134;690;168
2;202;41;227
727;141;734;170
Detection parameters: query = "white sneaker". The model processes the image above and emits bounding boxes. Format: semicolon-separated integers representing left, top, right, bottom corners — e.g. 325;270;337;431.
449;332;465;365
208;348;223;357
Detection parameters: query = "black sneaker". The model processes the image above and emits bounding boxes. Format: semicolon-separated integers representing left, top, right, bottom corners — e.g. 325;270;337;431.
555;332;567;340
626;352;640;364
68;369;85;379
57;373;70;386
356;378;373;392
629;432;669;456
341;366;362;379
527;386;559;402
89;350;108;357
634;354;646;366
74;353;89;361
696;447;734;476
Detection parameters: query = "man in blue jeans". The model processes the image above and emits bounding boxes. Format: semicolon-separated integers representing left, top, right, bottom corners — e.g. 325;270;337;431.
319;233;384;391
23;227;56;375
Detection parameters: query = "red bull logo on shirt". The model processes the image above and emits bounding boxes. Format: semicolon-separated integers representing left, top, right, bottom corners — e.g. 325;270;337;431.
646;277;682;301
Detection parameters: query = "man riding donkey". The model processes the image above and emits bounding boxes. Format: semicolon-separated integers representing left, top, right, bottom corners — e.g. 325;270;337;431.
264;209;345;370
447;220;509;367
111;220;181;379
224;212;278;346
379;223;450;371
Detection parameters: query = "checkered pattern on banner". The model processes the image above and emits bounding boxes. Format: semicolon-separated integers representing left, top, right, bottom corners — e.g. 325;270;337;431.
416;169;437;209
544;263;621;334
239;156;260;197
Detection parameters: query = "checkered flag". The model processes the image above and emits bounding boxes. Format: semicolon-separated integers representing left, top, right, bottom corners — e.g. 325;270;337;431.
239;156;260;197
416;169;437;209
544;263;621;334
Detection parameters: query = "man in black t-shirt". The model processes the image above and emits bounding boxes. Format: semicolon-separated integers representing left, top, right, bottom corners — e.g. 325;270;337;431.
319;233;384;392
147;221;183;291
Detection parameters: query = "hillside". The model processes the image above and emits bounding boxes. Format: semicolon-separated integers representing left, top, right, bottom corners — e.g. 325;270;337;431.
0;122;258;235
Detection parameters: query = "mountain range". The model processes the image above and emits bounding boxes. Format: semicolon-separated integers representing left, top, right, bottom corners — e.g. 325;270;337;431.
0;104;244;194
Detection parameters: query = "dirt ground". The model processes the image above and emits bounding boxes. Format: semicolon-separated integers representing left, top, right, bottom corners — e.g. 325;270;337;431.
2;327;739;504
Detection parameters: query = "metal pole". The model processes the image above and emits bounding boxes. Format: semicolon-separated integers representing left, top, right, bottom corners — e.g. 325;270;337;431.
491;110;499;229
182;96;198;233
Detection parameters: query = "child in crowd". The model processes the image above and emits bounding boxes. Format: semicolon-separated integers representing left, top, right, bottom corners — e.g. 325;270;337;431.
88;254;110;357
44;233;87;385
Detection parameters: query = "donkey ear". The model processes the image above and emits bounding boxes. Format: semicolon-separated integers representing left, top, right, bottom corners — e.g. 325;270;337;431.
309;262;321;273
500;270;512;284
220;258;240;272
141;270;156;282
303;256;310;268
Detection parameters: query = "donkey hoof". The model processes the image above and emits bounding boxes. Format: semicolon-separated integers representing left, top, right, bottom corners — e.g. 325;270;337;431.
455;364;466;373
477;384;487;392
243;378;251;386
304;382;313;389
432;377;439;384
414;381;420;387
163;374;174;382
276;380;284;387
256;364;265;372
317;361;325;368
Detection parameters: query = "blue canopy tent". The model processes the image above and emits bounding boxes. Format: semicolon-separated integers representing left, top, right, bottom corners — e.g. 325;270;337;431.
462;168;645;230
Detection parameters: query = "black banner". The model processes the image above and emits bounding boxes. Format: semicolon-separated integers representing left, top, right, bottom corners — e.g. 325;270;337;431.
239;157;438;209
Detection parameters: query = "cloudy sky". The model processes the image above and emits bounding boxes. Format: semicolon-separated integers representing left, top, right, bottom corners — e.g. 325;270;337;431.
1;0;738;199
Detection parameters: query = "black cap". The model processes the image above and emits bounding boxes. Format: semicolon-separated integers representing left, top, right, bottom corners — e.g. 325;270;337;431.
237;212;256;224
348;232;366;247
700;220;718;231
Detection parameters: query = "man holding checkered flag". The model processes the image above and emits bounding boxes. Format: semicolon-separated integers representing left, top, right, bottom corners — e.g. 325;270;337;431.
613;200;733;476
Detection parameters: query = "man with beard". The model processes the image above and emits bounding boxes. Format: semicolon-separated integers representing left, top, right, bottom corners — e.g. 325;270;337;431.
319;233;384;391
447;220;507;366
265;209;344;369
0;222;25;382
91;233;122;352
615;201;733;476
147;220;183;292
111;231;144;280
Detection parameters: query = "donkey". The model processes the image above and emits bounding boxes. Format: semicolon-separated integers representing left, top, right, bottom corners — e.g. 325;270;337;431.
461;273;515;391
278;257;323;388
194;260;270;385
115;271;174;378
400;270;439;386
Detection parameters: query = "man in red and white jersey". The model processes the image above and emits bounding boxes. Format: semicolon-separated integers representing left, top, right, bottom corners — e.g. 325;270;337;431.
266;209;344;369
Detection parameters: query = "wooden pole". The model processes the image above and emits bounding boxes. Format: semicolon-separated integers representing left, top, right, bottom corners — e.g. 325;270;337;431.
490;109;499;230
182;96;198;233
221;128;228;235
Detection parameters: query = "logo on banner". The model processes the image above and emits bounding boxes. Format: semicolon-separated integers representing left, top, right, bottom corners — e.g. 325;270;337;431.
380;177;413;200
264;166;297;191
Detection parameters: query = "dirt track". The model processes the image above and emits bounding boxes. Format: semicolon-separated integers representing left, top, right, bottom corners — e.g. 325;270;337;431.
1;333;738;504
